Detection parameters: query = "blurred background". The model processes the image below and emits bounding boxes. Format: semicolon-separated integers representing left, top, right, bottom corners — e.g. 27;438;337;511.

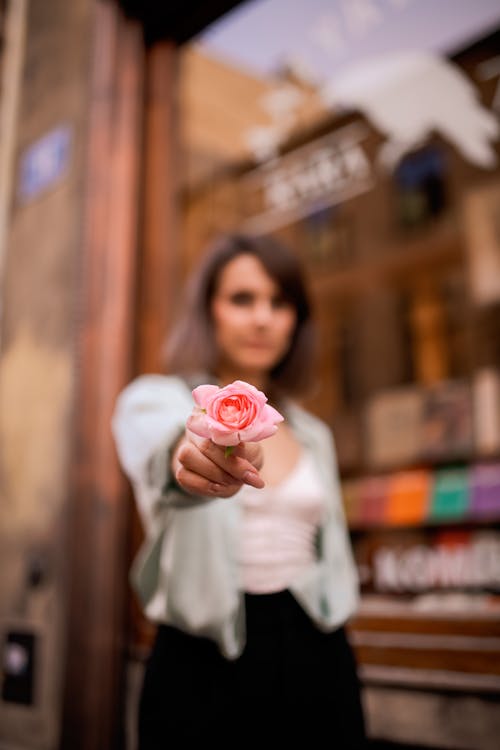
1;1;500;748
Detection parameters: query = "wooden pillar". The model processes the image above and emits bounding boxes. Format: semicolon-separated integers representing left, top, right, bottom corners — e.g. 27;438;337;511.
138;40;181;373
124;38;182;654
61;3;144;747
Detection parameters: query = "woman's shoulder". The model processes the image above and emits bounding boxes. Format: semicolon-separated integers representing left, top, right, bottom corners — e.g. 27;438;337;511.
115;373;194;408
285;400;333;443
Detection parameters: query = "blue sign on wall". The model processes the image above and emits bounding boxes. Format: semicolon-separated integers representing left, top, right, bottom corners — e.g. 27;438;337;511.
18;125;72;202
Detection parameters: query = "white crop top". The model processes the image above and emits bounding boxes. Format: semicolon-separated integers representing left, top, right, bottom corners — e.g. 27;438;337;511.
237;448;327;594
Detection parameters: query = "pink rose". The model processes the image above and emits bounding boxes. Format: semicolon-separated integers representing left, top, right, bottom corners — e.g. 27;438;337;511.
187;380;284;447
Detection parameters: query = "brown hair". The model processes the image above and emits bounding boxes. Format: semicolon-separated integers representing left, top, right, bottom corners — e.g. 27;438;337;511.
165;233;316;397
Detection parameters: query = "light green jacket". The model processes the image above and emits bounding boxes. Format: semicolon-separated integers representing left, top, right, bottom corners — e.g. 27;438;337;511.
111;374;360;659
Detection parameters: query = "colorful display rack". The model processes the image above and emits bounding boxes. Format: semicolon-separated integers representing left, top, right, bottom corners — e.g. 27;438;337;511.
342;461;500;528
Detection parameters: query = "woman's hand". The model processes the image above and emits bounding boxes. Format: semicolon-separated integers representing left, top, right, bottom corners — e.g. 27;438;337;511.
171;432;265;498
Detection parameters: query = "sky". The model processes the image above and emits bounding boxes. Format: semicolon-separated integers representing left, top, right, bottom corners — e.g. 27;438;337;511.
197;0;500;84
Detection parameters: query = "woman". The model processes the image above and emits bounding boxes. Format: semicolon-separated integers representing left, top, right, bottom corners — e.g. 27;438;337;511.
112;233;367;747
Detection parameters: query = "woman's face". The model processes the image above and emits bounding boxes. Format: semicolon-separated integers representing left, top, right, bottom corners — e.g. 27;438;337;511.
210;254;297;383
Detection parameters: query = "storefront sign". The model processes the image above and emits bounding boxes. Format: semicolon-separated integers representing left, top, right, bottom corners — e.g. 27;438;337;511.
355;530;500;594
18;125;72;202
372;533;500;593
241;121;374;234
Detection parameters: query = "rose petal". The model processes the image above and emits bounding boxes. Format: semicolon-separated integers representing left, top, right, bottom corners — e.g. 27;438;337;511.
239;422;278;442
263;404;284;423
186;410;212;439
204;414;236;432
192;384;220;409
228;380;267;405
208;426;241;446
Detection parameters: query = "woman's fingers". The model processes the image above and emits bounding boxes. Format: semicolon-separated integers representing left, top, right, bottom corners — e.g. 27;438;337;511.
233;442;263;472
175;465;241;498
176;440;238;486
198;440;265;488
178;437;265;491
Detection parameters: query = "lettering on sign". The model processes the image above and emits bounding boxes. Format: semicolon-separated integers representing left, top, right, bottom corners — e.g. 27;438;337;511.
371;534;500;593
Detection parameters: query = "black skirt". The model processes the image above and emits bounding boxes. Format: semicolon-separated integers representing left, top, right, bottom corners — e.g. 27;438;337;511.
138;589;367;748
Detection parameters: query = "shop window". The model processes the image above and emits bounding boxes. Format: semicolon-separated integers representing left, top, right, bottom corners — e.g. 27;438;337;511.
394;146;447;229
